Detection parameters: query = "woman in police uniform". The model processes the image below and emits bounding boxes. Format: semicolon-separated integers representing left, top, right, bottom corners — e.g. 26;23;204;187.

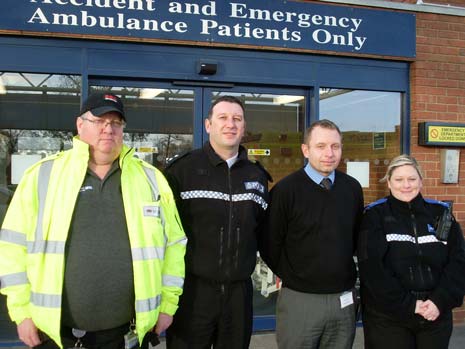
358;154;465;349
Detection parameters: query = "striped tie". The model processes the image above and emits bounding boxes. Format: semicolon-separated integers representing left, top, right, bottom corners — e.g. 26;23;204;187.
320;177;332;190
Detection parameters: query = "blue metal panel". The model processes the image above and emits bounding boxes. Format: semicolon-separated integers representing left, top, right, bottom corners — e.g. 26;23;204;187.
0;0;415;58
0;37;409;94
0;41;82;74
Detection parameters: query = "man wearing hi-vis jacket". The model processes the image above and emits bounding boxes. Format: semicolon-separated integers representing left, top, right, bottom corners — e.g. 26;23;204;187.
0;92;187;349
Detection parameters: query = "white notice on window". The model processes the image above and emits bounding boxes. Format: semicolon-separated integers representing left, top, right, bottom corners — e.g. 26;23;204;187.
346;161;369;188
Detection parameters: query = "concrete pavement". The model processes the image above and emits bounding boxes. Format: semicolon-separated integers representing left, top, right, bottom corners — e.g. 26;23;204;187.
150;324;465;348
2;325;465;348
246;324;465;349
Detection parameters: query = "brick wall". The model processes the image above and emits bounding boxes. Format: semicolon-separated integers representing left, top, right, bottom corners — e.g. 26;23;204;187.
412;6;465;325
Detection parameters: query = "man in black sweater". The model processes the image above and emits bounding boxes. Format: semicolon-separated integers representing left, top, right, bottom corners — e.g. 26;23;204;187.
261;119;364;349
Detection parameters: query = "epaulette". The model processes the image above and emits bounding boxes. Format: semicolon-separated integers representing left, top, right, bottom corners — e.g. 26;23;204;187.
424;198;450;209
165;150;191;169
364;197;388;212
251;160;273;182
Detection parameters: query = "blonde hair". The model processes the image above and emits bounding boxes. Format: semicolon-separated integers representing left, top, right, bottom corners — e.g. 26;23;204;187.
380;154;423;183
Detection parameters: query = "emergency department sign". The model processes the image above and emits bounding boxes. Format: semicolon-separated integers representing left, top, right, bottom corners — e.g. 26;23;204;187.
0;0;416;58
419;122;465;147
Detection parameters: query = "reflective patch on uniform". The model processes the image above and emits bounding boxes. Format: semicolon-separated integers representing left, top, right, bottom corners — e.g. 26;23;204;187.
143;205;160;218
232;193;268;210
181;190;229;201
79;185;93;193
427;224;436;233
386;234;447;245
244;181;265;193
180;190;268;210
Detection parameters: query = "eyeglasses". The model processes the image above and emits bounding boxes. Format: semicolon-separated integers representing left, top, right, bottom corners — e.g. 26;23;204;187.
81;117;126;130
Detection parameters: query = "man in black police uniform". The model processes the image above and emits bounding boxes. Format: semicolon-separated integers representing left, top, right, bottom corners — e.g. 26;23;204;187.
164;95;271;349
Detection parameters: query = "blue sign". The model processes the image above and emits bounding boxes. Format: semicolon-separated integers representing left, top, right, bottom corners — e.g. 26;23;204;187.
0;0;416;58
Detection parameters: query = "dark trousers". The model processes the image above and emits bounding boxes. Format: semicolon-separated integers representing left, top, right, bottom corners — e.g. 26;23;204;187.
362;306;453;349
166;274;253;349
34;323;129;349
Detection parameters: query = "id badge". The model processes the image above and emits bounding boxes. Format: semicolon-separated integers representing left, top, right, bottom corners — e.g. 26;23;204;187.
340;291;354;309
124;331;139;349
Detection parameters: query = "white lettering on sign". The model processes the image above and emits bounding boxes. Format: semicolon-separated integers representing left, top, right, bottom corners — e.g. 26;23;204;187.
24;0;372;51
313;29;367;51
28;7;188;32
200;19;301;42
229;3;362;32
169;1;217;16
29;0;156;11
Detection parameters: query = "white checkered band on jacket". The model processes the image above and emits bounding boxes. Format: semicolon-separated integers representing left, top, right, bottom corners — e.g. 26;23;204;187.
180;190;268;210
386;234;447;245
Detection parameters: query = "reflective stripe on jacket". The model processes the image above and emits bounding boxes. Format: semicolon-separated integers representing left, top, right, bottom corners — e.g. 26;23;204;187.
0;137;187;348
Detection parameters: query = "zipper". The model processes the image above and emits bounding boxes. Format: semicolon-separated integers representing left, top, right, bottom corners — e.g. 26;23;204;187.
234;227;240;270
409;266;414;283
409;203;419;247
409;203;425;286
219;226;224;270
226;166;233;279
427;265;434;284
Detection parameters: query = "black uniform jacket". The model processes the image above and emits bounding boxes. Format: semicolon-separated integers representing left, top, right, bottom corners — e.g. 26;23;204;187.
165;142;270;282
358;193;465;319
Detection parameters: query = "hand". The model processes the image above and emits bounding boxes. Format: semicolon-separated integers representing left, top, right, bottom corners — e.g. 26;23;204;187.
154;312;173;335
419;300;440;321
17;318;41;347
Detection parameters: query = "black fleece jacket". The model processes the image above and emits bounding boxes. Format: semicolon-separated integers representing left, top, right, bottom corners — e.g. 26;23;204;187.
164;142;270;282
358;193;465;319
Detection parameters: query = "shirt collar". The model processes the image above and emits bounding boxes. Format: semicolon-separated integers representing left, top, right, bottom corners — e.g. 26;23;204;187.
226;153;239;168
304;163;335;185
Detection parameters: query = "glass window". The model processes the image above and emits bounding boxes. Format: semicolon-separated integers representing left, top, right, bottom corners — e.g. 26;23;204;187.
90;86;194;169
0;72;81;213
320;88;402;203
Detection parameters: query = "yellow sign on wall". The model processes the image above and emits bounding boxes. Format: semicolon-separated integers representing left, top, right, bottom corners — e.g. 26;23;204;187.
419;122;465;146
248;149;271;156
428;126;465;143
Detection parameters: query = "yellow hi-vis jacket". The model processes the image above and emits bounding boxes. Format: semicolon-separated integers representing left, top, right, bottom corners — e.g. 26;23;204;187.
0;137;187;348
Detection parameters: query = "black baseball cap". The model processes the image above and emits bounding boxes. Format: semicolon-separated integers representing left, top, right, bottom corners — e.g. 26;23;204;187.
79;92;126;121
